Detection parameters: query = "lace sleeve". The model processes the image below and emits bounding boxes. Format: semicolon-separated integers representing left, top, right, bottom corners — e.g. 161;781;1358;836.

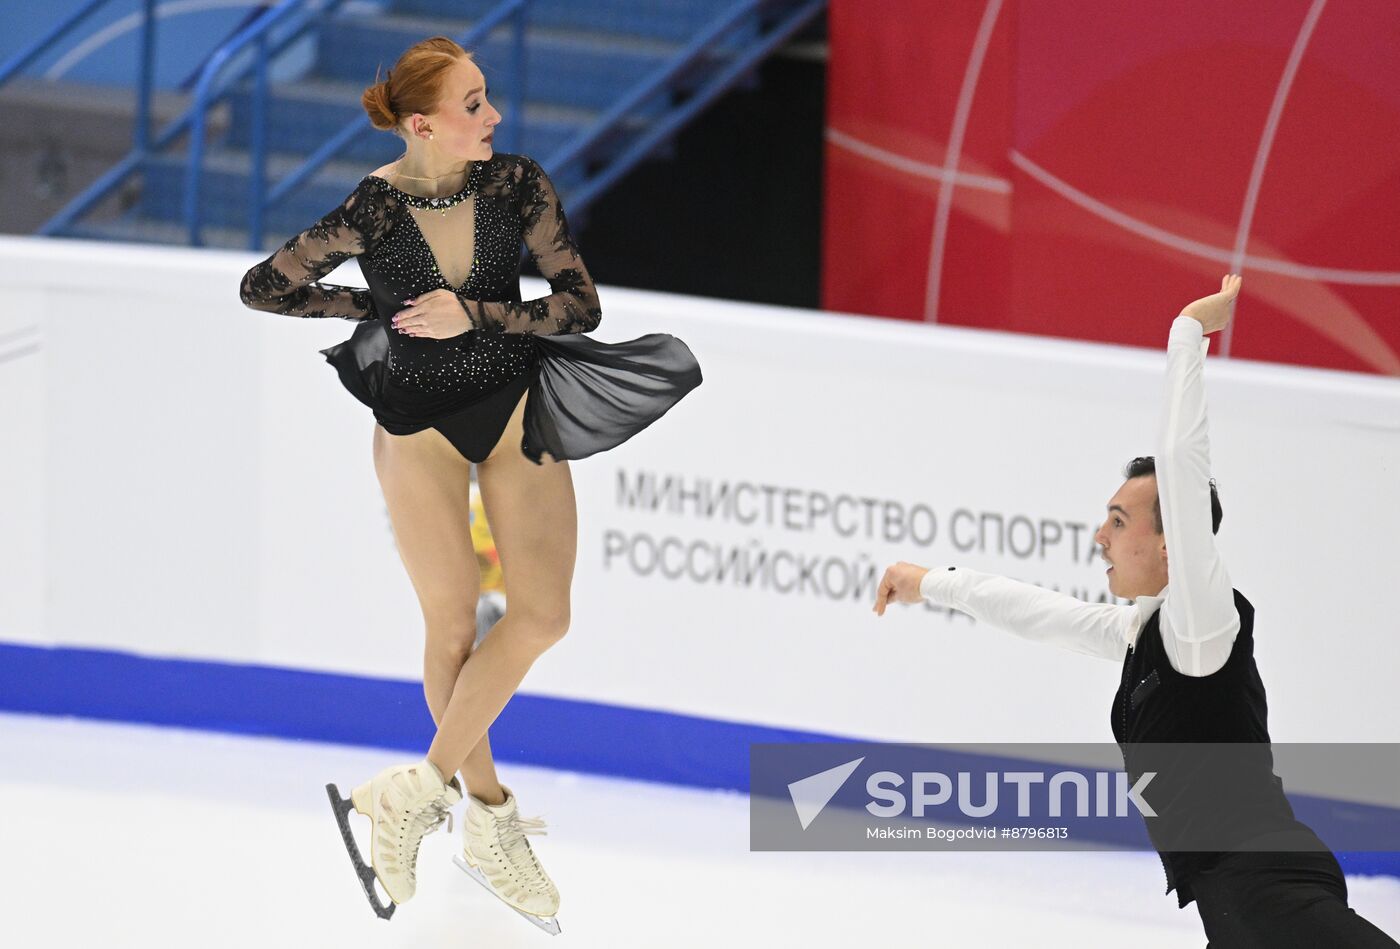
456;157;602;335
239;178;392;321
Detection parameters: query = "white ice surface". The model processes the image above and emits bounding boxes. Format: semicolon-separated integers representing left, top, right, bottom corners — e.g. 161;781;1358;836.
2;713;1396;948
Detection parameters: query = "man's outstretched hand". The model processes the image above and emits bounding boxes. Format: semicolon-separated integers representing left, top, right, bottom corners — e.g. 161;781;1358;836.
874;562;931;616
1180;274;1242;335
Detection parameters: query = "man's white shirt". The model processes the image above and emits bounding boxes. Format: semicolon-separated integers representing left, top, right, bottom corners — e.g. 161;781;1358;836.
918;316;1241;677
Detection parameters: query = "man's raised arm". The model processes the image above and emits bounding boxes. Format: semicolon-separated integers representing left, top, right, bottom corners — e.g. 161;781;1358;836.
1157;276;1244;677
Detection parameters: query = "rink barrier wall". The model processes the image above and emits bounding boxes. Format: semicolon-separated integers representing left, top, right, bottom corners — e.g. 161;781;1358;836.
3;640;1396;880
4;236;1399;881
5;236;1400;748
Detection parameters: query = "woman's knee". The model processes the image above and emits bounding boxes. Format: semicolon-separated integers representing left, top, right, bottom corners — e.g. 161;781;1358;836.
423;608;479;660
502;603;571;653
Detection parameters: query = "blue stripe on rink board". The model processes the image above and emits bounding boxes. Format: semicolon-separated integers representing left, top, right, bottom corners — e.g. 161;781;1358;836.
0;641;845;792
1;641;1396;880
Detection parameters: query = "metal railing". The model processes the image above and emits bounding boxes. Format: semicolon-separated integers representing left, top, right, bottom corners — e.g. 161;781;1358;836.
30;0;822;248
37;0;309;239
183;0;355;246
0;0;159;154
544;0;825;217
34;0;532;248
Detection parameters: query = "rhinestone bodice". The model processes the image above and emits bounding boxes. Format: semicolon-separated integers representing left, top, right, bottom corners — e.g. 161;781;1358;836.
239;152;602;408
358;166;535;394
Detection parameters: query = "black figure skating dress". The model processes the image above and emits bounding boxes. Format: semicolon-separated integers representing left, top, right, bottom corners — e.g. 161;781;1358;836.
239;153;701;463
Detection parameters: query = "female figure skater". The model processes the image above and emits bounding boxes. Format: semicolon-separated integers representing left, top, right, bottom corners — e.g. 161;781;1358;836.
239;36;701;928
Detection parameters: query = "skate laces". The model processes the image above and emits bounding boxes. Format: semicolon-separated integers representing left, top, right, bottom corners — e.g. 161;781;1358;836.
496;813;551;890
402;793;455;883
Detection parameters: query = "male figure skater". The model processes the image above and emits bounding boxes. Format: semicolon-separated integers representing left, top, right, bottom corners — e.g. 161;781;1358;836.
874;276;1396;947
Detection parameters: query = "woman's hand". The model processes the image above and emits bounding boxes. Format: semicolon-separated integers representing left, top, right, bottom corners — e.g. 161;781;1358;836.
1180;274;1242;335
391;289;473;339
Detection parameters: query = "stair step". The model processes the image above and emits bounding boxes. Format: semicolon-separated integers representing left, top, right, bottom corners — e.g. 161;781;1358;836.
137;151;365;235
311;14;711;113
367;11;684;56
68;218;266;252
386;0;744;44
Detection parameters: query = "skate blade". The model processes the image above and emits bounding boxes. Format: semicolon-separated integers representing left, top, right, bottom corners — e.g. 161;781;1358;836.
326;783;396;921
452;854;561;935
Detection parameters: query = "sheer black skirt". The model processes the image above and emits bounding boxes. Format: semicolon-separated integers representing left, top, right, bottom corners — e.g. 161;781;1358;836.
320;320;702;464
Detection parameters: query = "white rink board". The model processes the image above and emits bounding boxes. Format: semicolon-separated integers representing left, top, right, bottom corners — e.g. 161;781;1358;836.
2;235;1398;744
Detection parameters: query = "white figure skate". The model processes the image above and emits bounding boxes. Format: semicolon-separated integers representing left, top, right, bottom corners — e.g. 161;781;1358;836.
452;785;562;935
326;759;462;919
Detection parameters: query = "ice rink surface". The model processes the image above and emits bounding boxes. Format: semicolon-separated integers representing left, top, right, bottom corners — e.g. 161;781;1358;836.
3;712;1397;949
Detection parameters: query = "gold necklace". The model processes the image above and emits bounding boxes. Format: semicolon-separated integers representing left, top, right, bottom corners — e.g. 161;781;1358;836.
386;159;474;216
395;169;468;182
393;156;470;181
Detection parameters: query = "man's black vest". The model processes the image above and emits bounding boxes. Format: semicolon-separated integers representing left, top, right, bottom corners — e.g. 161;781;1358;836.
1111;589;1316;907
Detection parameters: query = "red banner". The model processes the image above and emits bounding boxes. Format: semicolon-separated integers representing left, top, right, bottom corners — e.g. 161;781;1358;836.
823;0;1400;375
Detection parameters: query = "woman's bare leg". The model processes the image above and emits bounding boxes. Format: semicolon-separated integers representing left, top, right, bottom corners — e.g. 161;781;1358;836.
425;393;578;780
372;422;504;803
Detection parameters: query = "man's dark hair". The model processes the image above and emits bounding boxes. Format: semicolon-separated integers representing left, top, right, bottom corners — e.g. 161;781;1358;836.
1124;456;1223;535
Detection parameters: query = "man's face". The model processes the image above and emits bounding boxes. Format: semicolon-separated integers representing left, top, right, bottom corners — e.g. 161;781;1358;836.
1094;476;1169;600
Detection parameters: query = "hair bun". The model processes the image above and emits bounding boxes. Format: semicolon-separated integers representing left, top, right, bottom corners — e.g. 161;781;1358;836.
361;70;398;130
362;39;473;135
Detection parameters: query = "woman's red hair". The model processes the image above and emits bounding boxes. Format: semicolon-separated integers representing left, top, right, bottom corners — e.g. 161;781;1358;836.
361;35;473;132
